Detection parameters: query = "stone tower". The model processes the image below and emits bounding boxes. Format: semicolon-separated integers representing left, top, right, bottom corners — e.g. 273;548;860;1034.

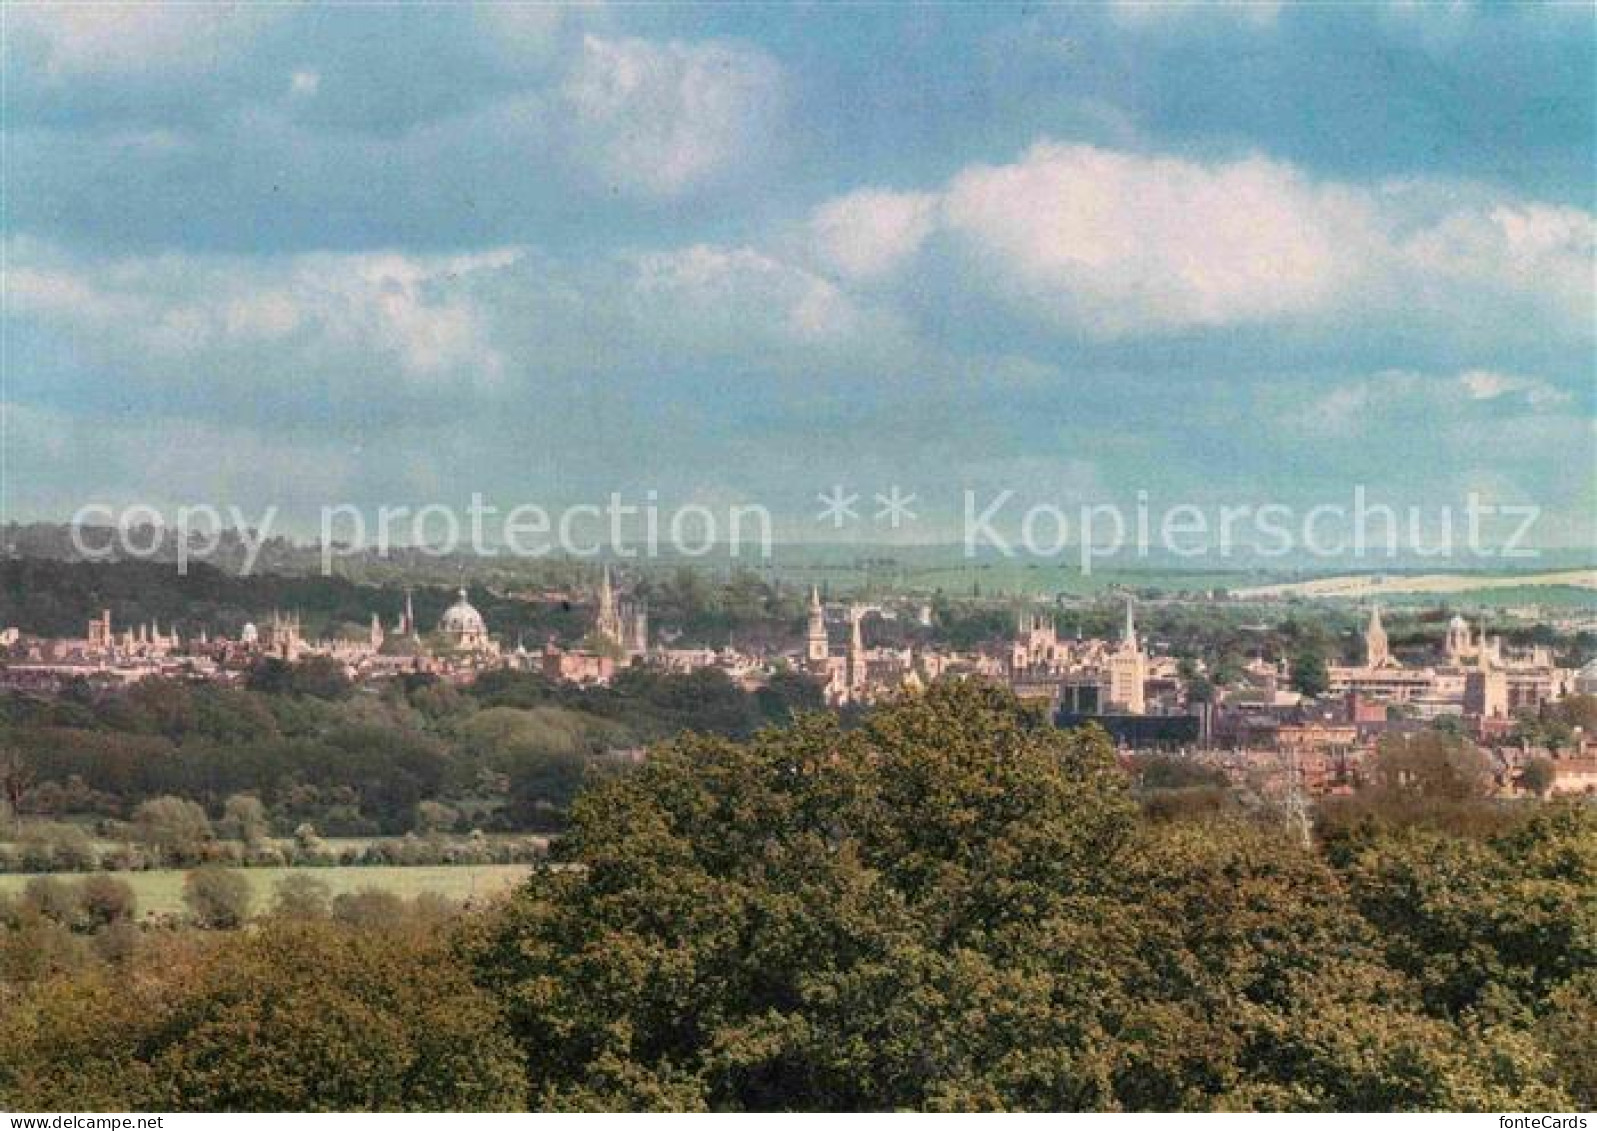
1104;596;1146;714
595;564;624;648
806;586;829;667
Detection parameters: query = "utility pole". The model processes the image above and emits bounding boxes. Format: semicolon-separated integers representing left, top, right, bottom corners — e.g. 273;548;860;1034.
1284;745;1314;850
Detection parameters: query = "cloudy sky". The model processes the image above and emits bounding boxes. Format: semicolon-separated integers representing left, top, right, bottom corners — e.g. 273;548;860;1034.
3;2;1593;547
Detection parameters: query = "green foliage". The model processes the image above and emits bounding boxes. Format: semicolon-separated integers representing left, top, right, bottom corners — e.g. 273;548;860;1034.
1320;730;1505;837
1288;646;1329;698
1542;971;1597;1107
1519;756;1556;798
1;659;820;840
0;918;527;1111
2;677;1590;1112
78;875;136;929
248;656;354;701
219;793;271;844
183;866;252;929
465;680;1578;1111
272;873;332;920
1335;804;1597;1019
134;796;214;866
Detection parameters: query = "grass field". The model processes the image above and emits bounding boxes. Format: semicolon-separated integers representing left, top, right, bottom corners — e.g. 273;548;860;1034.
1231;569;1597;600
0;864;536;917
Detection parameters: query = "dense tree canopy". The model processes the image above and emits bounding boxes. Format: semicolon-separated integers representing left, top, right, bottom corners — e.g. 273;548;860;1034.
465;681;1588;1111
0;664;825;841
0;915;525;1111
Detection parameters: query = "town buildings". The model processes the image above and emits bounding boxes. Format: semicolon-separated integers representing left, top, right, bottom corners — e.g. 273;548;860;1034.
1;577;1589;800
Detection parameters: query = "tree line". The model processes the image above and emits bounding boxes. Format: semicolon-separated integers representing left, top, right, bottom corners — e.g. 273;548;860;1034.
1;663;824;847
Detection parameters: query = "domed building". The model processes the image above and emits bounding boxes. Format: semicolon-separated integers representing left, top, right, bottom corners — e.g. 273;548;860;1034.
438;588;495;654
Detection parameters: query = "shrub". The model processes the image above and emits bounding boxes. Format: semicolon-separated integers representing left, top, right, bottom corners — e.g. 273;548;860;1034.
272;873;332;920
79;875;137;928
330;888;405;929
133;797;213;866
21;875;81;925
182;866;252;929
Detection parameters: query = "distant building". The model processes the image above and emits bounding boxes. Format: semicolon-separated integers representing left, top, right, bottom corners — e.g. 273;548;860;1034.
438;588;496;655
1102;598;1147;715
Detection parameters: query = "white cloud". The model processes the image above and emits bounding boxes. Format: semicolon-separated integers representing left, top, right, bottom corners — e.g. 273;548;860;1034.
811;189;940;280
1294;368;1581;440
622;243;910;361
8;241;517;394
562;34;784;198
804;140;1594;339
7;3;281;80
1400;203;1594;330
474;2;599;63
6;235;916;424
940;143;1373;333
1456;369;1572;408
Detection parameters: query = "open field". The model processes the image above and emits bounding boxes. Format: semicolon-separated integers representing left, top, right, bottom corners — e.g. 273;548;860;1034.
0;864;535;917
1230;570;1597;600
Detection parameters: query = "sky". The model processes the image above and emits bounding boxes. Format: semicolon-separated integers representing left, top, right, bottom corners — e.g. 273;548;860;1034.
3;1;1594;552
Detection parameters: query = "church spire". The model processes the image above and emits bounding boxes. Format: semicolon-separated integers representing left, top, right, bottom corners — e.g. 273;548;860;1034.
1365;603;1390;668
805;586;829;666
595;564;624;648
1121;596;1138;651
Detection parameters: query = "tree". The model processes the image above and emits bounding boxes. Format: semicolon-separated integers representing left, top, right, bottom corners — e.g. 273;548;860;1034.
330;888;406;929
219;793;271;846
1289;645;1329;699
1543;972;1597;1108
469;681;1136;1110
271;873;331;920
79;875;137;929
0;744;32;832
20;875;80;925
1337;805;1597;1019
467;680;1563;1111
18;822;97;871
133;796;213;866
1556;694;1597;734
0;920;527;1111
183;866;252;929
1519;756;1556;798
1368;731;1495;805
290;655;354;700
414;800;460;835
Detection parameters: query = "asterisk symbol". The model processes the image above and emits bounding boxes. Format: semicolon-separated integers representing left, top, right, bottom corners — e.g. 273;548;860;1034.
874;486;918;529
815;485;860;528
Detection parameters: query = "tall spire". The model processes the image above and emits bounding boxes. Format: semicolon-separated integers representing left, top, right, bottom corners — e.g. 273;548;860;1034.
1365;603;1390;668
1122;596;1137;650
595;564;623;647
806;586;829;665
